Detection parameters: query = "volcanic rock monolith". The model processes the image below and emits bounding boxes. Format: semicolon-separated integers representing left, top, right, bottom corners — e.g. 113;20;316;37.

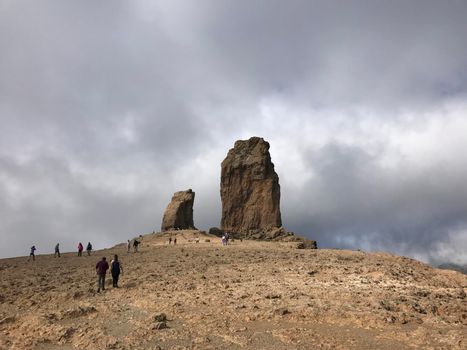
220;137;282;235
161;189;196;231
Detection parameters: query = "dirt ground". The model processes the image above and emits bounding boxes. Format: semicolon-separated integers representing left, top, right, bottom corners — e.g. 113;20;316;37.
0;230;466;349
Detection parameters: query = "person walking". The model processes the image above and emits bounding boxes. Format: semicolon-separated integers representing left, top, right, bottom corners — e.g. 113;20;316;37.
127;240;131;253
78;242;83;256
28;245;36;261
168;237;172;245
54;243;60;258
133;239;140;252
95;257;109;293
86;242;92;256
173;238;177;245
110;254;123;288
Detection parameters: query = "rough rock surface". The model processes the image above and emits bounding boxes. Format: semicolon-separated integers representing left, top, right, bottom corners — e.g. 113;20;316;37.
208;227;224;237
221;137;282;235
161;189;196;231
246;227;317;248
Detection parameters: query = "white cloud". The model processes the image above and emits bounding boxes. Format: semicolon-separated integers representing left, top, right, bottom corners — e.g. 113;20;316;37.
0;1;467;264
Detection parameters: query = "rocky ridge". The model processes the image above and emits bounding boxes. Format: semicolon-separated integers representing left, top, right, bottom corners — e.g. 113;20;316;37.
0;231;465;349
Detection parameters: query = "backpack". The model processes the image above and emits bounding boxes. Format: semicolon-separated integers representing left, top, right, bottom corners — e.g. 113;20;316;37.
112;261;120;273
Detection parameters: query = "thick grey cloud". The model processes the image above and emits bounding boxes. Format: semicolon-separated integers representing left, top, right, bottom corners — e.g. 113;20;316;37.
1;1;467;264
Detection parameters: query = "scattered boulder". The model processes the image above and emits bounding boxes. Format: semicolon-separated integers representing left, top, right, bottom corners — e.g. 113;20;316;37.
265;227;287;240
62;306;97;319
296;239;318;249
153;322;168;330
220;137;282;235
0;316;16;325
209;227;224;237
152;313;169;330
154;313;167;322
273;307;290;316
58;327;76;341
161;189;196;231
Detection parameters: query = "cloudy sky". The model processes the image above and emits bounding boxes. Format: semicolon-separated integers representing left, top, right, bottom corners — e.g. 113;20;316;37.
1;0;467;264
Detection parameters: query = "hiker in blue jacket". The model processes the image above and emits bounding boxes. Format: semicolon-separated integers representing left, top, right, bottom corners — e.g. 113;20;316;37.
110;254;123;288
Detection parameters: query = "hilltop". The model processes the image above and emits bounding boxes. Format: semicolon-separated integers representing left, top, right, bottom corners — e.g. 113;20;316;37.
0;230;465;349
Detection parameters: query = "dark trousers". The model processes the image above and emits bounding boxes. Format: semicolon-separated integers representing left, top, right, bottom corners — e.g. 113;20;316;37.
97;274;106;291
112;272;120;287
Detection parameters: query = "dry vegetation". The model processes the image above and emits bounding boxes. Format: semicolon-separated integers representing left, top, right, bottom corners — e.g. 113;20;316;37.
0;230;466;349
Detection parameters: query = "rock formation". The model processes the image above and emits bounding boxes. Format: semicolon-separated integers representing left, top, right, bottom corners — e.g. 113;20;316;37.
220;137;282;234
161;189;196;231
208;227;224;237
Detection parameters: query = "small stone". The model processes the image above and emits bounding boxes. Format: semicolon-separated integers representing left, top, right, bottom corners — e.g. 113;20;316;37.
274;307;290;316
296;239;318;249
0;316;16;325
458;289;466;299
265;293;281;299
154;321;168;330
154;313;167;322
59;327;76;341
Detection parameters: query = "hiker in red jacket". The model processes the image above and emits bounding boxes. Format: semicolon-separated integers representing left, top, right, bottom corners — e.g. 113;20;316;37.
78;242;84;256
95;257;109;293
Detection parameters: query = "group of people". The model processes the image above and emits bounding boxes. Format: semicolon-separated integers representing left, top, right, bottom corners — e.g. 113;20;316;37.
27;233;233;292
77;242;93;256
221;232;231;246
127;239;141;253
95;254;123;292
30;236;145;262
28;241;93;261
30;232;231;262
27;244;124;293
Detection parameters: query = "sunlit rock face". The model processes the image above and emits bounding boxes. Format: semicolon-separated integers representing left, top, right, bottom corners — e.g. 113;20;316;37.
220;137;282;235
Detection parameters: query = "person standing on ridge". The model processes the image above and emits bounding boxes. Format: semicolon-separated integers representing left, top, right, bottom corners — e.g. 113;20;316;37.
133;239;140;252
110;254;123;288
54;243;60;258
28;245;36;261
86;242;92;256
95;256;109;293
78;242;83;256
127;240;131;254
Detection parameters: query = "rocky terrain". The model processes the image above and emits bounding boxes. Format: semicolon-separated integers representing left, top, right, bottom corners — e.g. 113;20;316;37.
438;263;467;275
0;230;465;349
